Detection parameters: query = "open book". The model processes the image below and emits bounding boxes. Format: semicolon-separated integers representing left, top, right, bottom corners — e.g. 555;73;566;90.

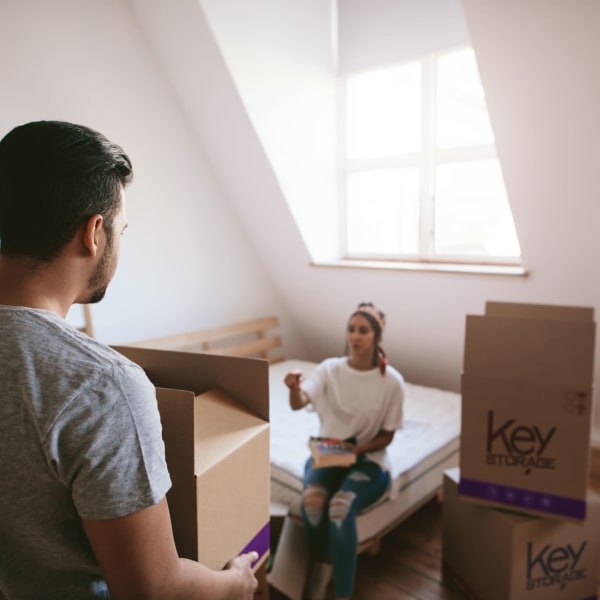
309;437;357;468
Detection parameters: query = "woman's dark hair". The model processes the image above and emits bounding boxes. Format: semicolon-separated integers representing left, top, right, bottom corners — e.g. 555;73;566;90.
348;302;388;374
0;120;133;260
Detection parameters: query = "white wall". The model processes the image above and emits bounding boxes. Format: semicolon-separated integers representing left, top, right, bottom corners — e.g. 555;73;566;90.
199;0;339;262
338;0;469;73
463;0;600;437
0;0;300;353
183;0;600;435
5;0;600;437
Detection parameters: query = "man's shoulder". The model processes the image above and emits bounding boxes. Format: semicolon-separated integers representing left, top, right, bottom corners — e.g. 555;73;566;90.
1;305;143;384
60;333;151;399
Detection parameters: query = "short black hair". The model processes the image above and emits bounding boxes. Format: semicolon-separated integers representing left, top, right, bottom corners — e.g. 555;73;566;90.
0;120;133;260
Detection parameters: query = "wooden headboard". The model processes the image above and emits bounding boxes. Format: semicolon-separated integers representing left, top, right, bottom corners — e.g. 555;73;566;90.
128;316;284;364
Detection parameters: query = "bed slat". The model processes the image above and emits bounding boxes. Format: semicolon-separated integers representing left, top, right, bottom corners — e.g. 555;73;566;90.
128;316;283;364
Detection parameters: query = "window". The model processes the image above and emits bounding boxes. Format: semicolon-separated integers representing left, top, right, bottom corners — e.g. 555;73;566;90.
340;46;521;267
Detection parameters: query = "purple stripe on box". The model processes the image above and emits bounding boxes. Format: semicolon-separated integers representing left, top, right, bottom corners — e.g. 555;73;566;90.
459;478;586;520
240;522;270;568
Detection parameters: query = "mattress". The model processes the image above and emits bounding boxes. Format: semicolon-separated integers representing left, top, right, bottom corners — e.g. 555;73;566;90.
269;359;462;531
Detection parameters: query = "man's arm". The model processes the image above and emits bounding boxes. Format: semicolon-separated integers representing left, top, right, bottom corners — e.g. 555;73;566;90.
82;497;257;600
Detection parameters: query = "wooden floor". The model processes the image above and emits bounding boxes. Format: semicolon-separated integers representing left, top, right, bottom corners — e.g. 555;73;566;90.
269;470;600;600
269;498;461;600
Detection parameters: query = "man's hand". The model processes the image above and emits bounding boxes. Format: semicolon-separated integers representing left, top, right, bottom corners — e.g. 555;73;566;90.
225;552;259;599
83;498;260;599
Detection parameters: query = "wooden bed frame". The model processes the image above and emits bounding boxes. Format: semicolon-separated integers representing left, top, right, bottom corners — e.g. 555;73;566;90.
129;315;284;364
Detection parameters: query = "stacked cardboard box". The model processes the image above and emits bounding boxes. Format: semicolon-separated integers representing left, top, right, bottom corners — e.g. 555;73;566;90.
443;302;599;599
114;346;270;597
443;468;600;600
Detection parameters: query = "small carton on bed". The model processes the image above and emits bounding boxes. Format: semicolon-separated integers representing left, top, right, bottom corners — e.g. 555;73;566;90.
459;301;595;521
112;346;270;576
443;467;600;600
309;437;357;468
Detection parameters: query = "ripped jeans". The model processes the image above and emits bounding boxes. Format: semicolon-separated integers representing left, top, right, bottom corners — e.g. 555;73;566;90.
301;455;390;598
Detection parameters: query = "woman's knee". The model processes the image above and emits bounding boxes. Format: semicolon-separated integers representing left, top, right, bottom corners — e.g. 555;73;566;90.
302;484;328;526
328;490;357;527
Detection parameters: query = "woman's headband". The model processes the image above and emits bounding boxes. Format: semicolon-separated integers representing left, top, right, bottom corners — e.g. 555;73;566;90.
355;304;385;333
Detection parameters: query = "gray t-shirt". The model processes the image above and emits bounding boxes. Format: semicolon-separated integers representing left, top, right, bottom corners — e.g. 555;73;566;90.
0;306;171;599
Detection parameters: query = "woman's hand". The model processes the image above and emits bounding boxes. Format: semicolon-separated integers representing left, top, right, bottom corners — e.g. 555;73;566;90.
353;430;395;456
284;370;302;391
284;370;310;410
339;438;358;454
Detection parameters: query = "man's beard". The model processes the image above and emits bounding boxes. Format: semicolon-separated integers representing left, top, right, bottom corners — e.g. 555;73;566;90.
86;231;113;304
87;283;108;304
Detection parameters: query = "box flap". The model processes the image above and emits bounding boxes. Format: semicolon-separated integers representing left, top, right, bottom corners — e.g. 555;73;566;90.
156;387;198;560
485;301;594;322
268;516;310;600
195;430;270;570
193;388;269;474
463;315;595;385
112;346;269;421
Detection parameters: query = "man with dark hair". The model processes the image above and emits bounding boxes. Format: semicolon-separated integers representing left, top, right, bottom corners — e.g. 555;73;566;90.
0;121;258;599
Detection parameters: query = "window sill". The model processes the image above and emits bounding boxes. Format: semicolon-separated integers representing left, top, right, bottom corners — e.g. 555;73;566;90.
311;259;528;277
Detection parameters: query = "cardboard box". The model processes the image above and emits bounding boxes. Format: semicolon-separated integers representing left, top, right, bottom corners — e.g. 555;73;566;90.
254;562;269;599
267;514;310;600
443;468;600;600
113;346;270;572
460;301;595;520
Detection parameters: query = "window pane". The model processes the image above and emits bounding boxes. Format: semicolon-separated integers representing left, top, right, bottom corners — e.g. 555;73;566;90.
346;63;421;160
346;169;420;255
434;160;520;258
437;48;495;148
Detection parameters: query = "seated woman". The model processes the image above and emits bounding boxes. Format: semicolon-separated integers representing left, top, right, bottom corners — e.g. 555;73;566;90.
284;302;405;600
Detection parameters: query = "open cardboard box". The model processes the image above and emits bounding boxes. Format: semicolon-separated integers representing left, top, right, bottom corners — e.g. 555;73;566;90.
113;346;270;575
443;467;600;600
459;302;596;520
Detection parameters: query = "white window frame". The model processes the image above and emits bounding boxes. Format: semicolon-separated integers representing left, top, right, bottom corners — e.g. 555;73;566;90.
338;46;522;268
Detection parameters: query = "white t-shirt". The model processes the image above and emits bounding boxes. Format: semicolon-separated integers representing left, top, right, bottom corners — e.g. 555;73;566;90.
302;356;405;469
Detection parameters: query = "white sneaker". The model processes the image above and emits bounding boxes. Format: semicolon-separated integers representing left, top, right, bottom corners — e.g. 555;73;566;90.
304;561;332;600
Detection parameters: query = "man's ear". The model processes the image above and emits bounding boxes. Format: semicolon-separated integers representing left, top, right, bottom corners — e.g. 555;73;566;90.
81;214;104;257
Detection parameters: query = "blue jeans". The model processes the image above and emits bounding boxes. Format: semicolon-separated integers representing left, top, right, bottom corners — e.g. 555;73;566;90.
301;455;390;598
91;579;111;598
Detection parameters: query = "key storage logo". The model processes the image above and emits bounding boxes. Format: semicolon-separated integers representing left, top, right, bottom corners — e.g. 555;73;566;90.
486;411;556;475
525;541;588;592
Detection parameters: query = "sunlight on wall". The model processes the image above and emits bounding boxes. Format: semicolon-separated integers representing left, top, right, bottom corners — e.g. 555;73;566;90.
200;0;339;262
